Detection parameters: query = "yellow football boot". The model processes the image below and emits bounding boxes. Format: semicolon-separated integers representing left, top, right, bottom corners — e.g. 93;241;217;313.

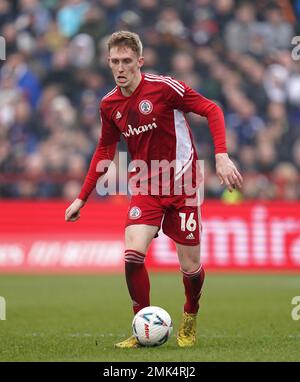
114;335;140;349
177;312;197;347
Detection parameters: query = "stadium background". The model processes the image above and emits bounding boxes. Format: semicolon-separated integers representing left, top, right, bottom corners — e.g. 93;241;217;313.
0;0;299;272
0;0;300;362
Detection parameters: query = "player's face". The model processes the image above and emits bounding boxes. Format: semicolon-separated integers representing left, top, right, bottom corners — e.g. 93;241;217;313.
108;46;144;92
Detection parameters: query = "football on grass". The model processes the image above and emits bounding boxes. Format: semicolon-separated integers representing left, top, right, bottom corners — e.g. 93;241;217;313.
132;306;173;347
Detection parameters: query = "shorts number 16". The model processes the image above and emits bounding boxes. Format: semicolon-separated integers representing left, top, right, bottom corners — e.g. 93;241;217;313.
179;212;197;232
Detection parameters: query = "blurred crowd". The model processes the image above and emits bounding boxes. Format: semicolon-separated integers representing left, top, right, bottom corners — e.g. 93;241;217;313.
0;0;299;201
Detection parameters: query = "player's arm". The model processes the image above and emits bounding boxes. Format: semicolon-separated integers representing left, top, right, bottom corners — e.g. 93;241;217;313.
65;104;120;222
65;142;117;221
165;81;243;192
185;91;243;191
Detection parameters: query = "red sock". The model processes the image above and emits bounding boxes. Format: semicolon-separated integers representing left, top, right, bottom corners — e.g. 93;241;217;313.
125;249;150;314
182;265;205;314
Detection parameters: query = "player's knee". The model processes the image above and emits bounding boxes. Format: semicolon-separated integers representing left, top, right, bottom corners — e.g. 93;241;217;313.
180;262;200;274
124;249;146;264
180;252;201;273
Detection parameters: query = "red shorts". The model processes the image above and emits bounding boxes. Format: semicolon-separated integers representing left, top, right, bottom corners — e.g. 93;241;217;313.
125;194;202;246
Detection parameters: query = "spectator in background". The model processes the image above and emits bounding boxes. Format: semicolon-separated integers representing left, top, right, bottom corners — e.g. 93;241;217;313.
57;0;90;38
0;0;13;25
263;4;294;51
213;0;235;33
263;63;289;103
1;52;41;108
292;139;300;171
42;46;79;101
226;100;265;146
17;0;51;36
171;51;195;75
69;33;95;68
100;0;124;30
79;5;108;45
224;2;260;54
272;162;299;200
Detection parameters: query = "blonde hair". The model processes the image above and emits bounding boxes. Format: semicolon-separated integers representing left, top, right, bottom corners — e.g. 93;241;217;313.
107;31;143;57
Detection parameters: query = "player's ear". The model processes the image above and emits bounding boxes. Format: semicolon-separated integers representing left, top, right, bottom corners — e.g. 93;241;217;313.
138;56;144;69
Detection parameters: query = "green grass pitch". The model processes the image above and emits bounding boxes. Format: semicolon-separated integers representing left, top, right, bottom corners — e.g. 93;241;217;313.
0;273;299;361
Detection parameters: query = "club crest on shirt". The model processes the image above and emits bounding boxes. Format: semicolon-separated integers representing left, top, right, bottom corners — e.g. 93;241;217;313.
139;100;153;115
129;206;142;219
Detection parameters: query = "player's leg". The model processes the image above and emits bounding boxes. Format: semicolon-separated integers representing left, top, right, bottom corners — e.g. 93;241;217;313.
176;243;205;314
115;195;163;348
162;200;205;347
175;243;205;347
124;224;159;315
115;224;158;349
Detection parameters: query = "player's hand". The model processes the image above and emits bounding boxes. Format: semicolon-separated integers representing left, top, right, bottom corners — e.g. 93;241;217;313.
65;198;85;222
215;153;243;192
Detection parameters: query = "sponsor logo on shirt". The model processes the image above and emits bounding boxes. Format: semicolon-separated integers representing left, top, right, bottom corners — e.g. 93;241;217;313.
116;111;122;119
139;100;153;115
122;122;158;138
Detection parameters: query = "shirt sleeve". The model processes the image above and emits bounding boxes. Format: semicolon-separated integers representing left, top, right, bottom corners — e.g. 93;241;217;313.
164;80;227;154
98;103;121;146
78;142;117;202
77;101;120;201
